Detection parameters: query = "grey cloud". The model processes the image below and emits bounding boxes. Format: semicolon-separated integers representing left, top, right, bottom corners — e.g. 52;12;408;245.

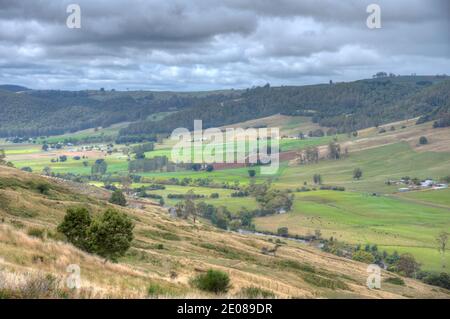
0;0;448;90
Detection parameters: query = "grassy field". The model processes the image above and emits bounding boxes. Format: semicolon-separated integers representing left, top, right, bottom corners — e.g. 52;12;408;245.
253;190;450;271
274;142;450;194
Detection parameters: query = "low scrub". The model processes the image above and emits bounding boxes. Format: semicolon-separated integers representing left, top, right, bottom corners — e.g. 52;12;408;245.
238;286;275;298
147;283;176;298
191;269;231;294
27;227;46;239
384;277;405;286
302;273;349;290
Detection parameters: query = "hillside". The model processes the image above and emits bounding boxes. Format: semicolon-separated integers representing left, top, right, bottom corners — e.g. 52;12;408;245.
1;76;449;139
0;89;234;138
0;166;447;298
120;76;450;137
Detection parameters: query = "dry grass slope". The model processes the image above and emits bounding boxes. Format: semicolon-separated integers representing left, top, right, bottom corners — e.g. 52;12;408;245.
0;166;448;299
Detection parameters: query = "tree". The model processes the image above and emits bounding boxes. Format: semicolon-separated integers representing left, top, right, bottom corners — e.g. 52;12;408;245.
121;175;132;194
91;159;107;176
42;166;52;175
436;231;448;269
313;174;322;185
88;209;134;262
419;136;428;145
0;149;5;162
248;169;256;178
328;142;341;160
353;168;363;180
57;207;92;251
110;189;127;206
183;197;197;222
396;253;420;278
314;229;322;240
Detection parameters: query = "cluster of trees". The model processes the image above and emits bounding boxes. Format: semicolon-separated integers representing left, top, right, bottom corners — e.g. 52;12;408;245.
128;156;169;173
433;113;450;128
57;207;134;262
296;147;319;164
131;142;154;159
91;159;108;176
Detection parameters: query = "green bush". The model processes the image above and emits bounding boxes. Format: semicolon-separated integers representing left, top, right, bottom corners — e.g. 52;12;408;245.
352;250;375;264
27;227;45;239
147;283;166;297
109;189;127;206
384;277;405;286
35;182;50;195
422;272;450;290
191;269;231;294
419;136;428;145
302;273;349;290
239;286;275;298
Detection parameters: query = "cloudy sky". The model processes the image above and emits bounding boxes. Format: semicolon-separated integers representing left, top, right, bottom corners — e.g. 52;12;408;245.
0;0;449;91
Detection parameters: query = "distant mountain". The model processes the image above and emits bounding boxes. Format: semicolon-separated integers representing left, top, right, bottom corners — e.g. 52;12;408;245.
0;84;30;92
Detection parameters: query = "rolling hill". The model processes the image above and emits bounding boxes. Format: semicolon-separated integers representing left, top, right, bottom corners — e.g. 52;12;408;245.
1;76;449;139
1;166;448;298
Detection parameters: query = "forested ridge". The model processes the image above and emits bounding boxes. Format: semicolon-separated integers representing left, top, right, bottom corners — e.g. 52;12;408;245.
0;76;449;138
0;89;233;137
121;76;450;137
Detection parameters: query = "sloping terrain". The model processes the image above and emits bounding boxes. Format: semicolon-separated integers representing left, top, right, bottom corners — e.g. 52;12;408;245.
0;166;448;298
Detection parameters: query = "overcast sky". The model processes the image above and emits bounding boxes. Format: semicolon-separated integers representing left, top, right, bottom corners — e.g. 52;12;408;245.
0;0;449;91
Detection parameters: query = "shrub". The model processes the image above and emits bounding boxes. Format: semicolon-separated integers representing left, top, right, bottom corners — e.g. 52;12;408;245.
210;193;219;198
352;250;375;264
353;168;363;180
27;227;45;239
421;272;450;290
239;287;275;298
302;273;349;290
384;277;405;286
191;269;231;294
277;227;289;237
110;189;127;206
147;283;167;297
419;136;428;145
35;182;50;195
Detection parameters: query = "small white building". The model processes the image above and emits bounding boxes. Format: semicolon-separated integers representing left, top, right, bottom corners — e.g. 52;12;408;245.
420;180;434;187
